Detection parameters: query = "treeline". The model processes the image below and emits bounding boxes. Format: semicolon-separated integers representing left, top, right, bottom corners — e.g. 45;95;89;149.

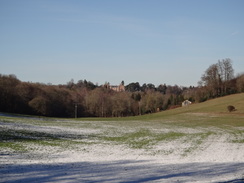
197;58;244;100
0;75;186;117
0;58;243;118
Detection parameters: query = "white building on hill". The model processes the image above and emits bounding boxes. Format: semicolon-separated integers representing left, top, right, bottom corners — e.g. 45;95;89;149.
182;100;192;107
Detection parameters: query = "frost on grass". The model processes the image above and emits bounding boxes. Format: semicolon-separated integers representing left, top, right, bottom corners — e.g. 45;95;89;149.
0;117;244;183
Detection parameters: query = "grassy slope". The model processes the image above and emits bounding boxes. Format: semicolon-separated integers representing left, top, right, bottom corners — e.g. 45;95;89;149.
81;93;244;117
77;93;244;149
134;93;244;119
79;93;244;128
0;93;243;153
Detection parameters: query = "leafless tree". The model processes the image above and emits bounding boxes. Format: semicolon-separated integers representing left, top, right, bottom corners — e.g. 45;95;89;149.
201;59;234;97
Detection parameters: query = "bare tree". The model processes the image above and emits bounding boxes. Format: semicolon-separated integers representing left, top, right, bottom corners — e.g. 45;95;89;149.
218;58;234;94
236;73;244;92
201;64;221;97
201;59;234;97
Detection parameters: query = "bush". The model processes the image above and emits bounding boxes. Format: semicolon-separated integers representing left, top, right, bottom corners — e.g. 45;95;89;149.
227;105;236;112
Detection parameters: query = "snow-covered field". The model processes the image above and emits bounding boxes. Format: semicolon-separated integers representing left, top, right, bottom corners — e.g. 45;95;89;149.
0;117;244;183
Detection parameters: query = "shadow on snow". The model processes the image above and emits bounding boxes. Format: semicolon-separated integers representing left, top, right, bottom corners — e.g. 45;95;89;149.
1;160;244;183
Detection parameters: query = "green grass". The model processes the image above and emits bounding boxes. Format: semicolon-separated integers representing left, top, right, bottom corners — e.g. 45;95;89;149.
103;129;185;149
0;141;27;152
229;129;244;143
182;132;214;156
0;125;98;152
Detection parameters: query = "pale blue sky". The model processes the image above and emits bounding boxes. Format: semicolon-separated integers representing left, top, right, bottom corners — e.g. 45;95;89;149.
0;0;244;86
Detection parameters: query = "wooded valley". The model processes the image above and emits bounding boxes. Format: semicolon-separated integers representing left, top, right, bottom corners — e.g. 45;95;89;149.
1;59;244;117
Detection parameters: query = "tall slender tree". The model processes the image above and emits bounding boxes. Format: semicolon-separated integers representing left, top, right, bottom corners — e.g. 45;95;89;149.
201;59;234;97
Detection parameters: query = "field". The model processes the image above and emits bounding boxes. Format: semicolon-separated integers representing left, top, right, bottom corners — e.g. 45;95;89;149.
1;93;244;182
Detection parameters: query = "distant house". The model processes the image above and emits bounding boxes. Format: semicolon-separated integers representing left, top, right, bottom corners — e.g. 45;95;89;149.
110;84;125;92
182;100;192;107
103;82;125;92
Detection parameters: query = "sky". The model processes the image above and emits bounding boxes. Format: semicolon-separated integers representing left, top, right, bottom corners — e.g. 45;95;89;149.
0;0;244;86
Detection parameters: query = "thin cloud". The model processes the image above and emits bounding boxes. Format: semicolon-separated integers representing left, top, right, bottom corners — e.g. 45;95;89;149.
55;13;158;38
231;31;239;36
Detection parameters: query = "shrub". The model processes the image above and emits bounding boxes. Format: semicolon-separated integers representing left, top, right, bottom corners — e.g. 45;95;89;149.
227;105;236;112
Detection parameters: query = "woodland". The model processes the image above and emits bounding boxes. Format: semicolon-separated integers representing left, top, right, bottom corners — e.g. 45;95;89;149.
1;58;244;118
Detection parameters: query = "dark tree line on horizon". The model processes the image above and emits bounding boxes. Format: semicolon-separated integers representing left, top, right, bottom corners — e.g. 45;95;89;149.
1;58;244;118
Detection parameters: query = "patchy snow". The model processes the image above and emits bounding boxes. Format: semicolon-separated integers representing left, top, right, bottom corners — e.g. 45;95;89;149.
0;119;244;183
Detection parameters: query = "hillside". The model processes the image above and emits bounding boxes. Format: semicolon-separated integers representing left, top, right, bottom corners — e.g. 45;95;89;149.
128;93;244;124
178;93;244;114
1;93;244;182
